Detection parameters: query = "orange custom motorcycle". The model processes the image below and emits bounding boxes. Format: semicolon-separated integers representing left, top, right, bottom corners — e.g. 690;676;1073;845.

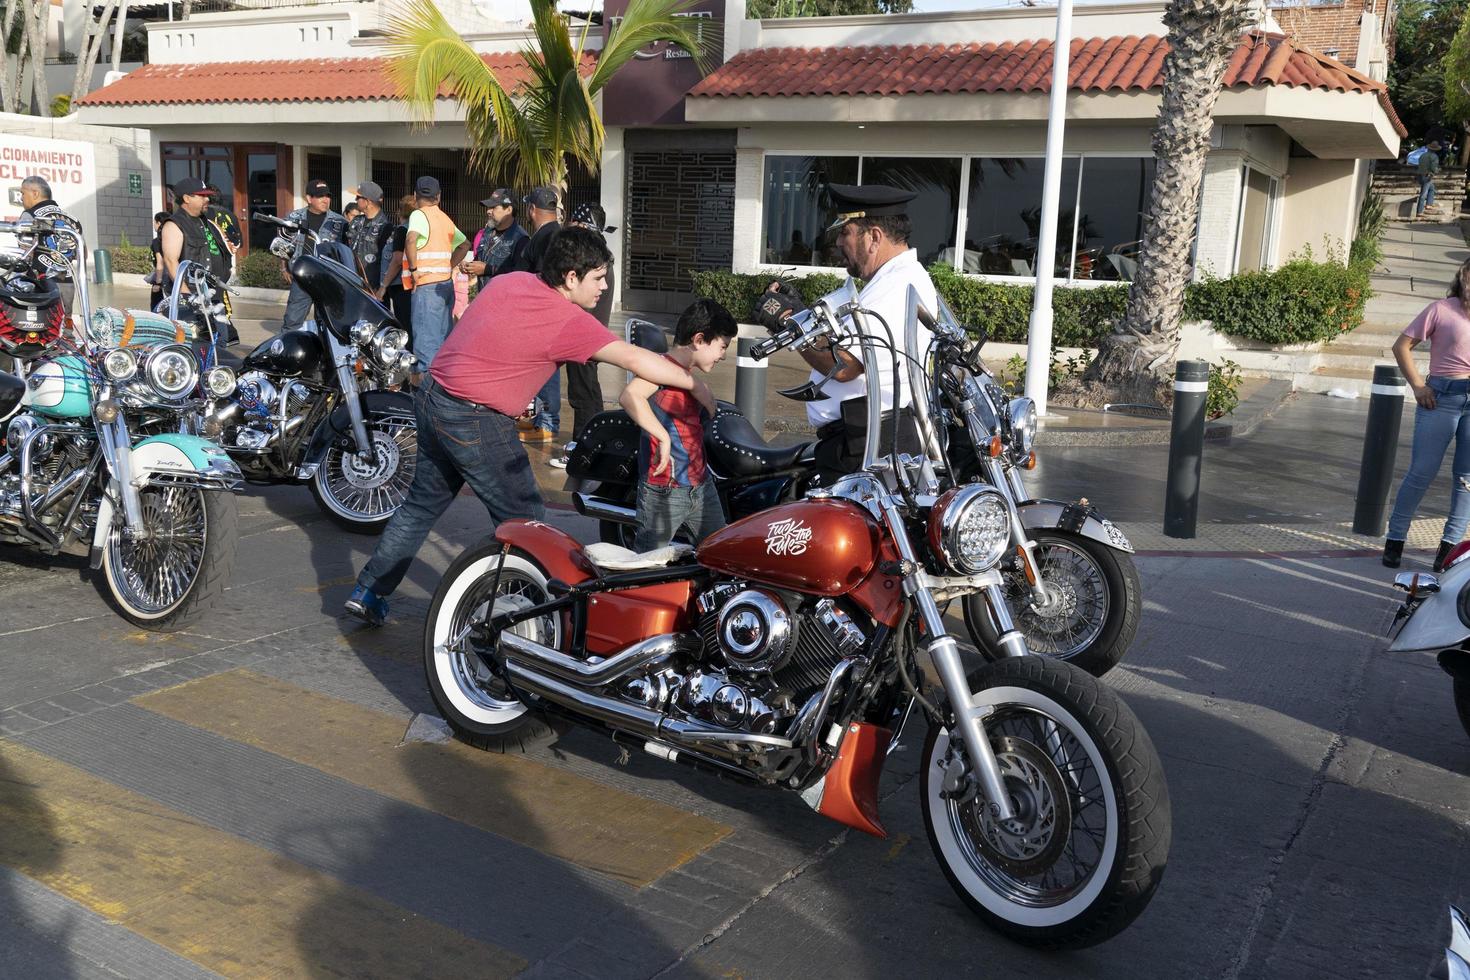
421;285;1171;949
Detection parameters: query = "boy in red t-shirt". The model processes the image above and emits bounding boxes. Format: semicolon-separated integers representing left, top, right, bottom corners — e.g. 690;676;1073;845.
620;300;738;552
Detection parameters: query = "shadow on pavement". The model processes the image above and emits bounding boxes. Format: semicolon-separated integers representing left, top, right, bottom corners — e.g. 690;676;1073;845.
0;747;74;979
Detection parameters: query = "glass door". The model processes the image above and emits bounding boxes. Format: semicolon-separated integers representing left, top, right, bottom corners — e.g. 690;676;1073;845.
244;149;279;255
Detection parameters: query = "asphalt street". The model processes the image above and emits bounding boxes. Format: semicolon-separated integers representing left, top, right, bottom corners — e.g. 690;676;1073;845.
0;438;1466;977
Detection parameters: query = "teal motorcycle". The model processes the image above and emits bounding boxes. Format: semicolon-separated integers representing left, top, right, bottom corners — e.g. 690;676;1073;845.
0;218;242;630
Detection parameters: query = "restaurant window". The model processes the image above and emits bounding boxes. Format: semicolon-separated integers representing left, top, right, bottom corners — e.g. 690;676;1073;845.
862;157;962;268
1235;167;1279;273
761;156;858;266
962;157;1082;278
1072;157;1158;281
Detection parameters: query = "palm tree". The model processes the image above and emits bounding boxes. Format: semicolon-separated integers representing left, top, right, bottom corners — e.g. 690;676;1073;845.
384;0;712;191
1066;0;1256;406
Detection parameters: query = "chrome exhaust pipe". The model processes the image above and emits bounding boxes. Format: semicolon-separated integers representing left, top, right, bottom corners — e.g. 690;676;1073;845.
499;631;698;687
572;491;636;525
504;661;794;753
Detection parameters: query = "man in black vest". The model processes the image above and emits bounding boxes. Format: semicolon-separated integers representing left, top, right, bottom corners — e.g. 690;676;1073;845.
159;177;238;344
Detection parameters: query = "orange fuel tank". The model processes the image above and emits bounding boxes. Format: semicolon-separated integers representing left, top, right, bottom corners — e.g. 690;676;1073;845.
697;499;880;596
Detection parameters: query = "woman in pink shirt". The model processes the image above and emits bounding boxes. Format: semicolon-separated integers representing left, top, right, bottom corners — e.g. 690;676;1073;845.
1384;257;1470;570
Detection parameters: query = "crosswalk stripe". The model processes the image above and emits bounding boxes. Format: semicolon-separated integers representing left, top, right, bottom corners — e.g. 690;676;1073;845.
0;741;526;978
134;669;732;887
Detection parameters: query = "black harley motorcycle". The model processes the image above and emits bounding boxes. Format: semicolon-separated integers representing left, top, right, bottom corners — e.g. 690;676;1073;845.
565;316;1141;677
190;213;418;533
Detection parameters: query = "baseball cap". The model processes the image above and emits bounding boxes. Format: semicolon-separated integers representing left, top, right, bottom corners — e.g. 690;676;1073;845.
173;177;216;198
414;175;441;198
480;188;515;208
524;186;558;211
352;180;384;204
305;179;331;198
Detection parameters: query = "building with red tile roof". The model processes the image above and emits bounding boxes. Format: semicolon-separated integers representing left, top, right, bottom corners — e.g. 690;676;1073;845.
68;0;1402;311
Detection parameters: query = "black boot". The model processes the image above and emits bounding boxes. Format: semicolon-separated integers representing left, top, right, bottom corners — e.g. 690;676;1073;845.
1434;539;1456;572
1383;538;1405;568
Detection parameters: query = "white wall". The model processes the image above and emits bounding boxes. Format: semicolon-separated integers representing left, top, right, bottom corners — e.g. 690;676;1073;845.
743;2;1172;50
149;7;363;64
1278;157;1360;261
1195;152;1243;278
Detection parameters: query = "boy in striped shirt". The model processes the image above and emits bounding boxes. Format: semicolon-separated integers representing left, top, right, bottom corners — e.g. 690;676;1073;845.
621;300;738;551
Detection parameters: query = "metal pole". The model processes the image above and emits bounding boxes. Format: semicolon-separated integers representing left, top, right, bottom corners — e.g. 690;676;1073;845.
1163;360;1209;539
1352;364;1406;536
1022;0;1074;417
735;332;766;433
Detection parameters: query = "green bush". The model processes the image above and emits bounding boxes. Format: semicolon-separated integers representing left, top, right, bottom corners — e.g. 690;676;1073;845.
692;256;1369;349
1349;190;1387;269
237;250;288;290
1182;258;1370;345
1207;358;1244;419
111;244;154;276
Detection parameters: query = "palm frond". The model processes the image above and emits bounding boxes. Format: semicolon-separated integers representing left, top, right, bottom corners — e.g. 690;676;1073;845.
591;0;716;91
383;0;513;131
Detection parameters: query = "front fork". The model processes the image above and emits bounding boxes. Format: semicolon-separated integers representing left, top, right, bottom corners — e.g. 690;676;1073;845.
984;455;1051;608
880;497;1020;823
94;398;145;532
329;334;373;460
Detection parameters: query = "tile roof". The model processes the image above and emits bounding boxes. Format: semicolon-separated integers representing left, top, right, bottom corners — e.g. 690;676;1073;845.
77;51;596;106
689;31;1406;135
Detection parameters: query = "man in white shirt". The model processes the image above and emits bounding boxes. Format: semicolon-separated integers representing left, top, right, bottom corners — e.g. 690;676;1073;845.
755;183;936;481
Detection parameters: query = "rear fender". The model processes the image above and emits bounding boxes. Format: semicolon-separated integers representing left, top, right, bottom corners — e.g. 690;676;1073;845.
495;519;597;587
303;388;414;467
1016;499;1134;554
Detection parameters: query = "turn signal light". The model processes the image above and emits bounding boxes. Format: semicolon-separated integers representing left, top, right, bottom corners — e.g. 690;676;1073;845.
1017;545;1038;585
1023;452;1037;470
986;435;1003;458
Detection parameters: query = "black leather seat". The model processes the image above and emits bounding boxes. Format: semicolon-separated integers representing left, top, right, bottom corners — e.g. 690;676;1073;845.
0;369;24;420
705;409;811;478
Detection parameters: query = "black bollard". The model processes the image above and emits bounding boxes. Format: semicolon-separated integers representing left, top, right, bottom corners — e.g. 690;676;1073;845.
1352;364;1406;536
735;333;766;433
1164;360;1210;539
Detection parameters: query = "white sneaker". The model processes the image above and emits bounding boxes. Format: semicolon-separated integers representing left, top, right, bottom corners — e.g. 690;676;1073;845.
548;454;569;469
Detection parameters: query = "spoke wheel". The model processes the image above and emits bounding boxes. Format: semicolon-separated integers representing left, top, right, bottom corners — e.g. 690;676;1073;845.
311;414;417;533
966;530;1141;677
424;542;563;752
103;485;237;631
921;656;1170;949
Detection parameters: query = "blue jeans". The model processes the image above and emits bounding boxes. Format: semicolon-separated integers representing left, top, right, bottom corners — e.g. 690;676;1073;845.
410;280;455;371
282;281;313;330
634;481;726;552
1388;376;1470;543
357;378;545;598
533;367;561;434
1417;175;1437;215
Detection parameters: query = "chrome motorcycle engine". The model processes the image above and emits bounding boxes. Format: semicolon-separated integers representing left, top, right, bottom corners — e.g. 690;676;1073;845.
227;371;313;450
613;583;871;738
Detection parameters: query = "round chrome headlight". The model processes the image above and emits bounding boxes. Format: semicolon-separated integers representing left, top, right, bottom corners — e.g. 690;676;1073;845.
371;326;409;366
928;484;1011;573
352;320;376;346
1007;396;1036;457
102;347;138;382
204;365;237;398
145;344;198;398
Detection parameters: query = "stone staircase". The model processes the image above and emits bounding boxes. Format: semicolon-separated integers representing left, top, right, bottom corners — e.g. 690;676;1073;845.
1224;221;1466;396
1370;160;1466;222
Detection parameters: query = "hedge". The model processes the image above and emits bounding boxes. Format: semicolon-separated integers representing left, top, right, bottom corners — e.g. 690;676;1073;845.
691;256;1371;348
105;243;288;290
111;244;154;276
